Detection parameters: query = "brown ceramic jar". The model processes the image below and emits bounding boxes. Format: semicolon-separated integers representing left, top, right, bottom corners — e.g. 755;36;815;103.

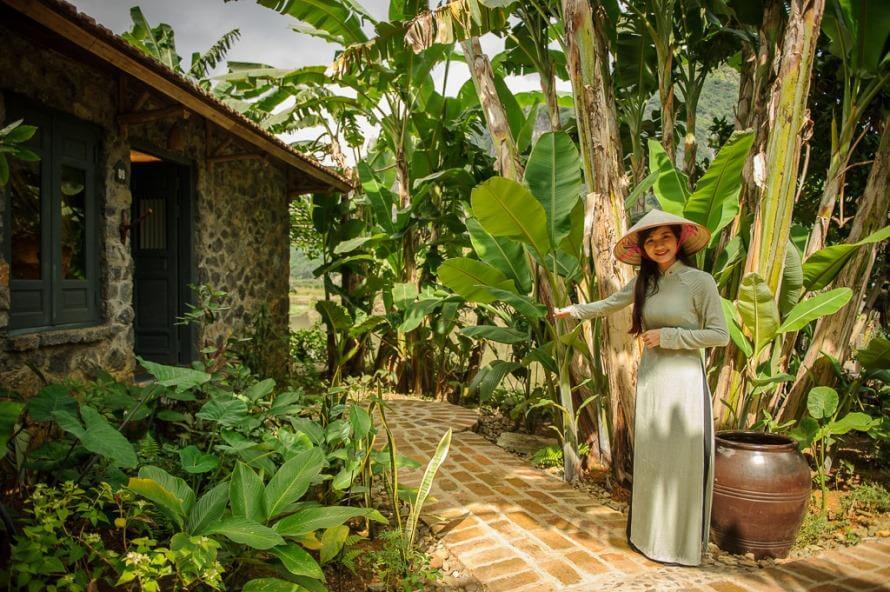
710;431;812;559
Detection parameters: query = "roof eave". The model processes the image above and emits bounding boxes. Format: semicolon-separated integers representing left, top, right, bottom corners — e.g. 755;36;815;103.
3;0;353;194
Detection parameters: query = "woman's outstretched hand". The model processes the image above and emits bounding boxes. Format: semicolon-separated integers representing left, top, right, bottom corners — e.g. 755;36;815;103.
552;306;573;320
640;329;661;348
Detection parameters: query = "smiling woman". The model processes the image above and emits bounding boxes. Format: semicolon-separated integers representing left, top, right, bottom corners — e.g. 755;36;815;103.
555;209;729;566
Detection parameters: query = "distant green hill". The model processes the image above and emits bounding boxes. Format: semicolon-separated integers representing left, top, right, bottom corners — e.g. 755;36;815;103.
643;62;740;162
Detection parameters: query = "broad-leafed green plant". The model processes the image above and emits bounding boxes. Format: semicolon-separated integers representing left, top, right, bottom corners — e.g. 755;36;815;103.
790;386;879;513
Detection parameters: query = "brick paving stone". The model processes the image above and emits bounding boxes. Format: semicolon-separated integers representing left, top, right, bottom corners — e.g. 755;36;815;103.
484;571;542;592
842;546;886;565
382;397;890;592
442;525;488;544
488;518;527;541
513;538;551;561
564;549;609;575
709;581;754;592
810;585;853;592
834;577;888;591
530;527;576;551
778;563;840;584
473;557;531;581
540;558;584;585
505;510;540;530
461;546;520;568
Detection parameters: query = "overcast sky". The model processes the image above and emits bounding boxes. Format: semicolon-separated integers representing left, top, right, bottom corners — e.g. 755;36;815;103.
69;1;565;163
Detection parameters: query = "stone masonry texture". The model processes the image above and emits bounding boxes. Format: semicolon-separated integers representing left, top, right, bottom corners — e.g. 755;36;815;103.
0;22;291;393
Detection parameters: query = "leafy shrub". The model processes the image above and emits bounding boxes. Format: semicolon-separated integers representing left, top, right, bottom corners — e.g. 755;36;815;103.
841;482;890;515
290;323;327;365
369;529;439;592
531;443;590;468
794;507;834;549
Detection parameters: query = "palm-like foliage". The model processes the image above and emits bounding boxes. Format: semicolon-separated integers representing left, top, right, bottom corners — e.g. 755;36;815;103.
121;7;241;88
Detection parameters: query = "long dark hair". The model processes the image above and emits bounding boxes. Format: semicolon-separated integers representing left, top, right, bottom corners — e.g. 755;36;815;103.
629;224;697;335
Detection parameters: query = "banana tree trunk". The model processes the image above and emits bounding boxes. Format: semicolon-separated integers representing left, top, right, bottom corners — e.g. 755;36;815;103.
462;36;588;479
540;64;562;132
682;72;703;186
658;54;676;160
734;43;756;130
744;0;824;294
462;37;524;181
563;0;637;484
781;113;890;420
713;0;819;425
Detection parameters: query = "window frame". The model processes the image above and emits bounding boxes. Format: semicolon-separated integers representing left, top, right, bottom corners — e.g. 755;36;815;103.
5;96;101;334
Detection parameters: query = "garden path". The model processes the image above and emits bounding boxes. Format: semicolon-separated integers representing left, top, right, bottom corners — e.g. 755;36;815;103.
385;396;890;592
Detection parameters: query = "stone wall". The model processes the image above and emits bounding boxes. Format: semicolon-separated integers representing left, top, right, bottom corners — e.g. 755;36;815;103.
0;24;291;394
0;24;134;394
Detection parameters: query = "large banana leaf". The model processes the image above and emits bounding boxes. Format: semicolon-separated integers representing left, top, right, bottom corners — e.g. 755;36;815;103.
357;162;394;232
559;197;585;259
466;218;532;294
737;273;780;355
822;0;890;75
437;257;516;303
469;360;522;401
471;177;552;258
802;225;890;290
460;325;527;344
648;139;689;217
523;132;584;248
258;0;370;46
615;28;657;94
485;287;547;319
777;287;853;333
683;131;754;238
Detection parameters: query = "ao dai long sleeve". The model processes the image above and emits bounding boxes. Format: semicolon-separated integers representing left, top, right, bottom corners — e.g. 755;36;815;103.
566;261;729;350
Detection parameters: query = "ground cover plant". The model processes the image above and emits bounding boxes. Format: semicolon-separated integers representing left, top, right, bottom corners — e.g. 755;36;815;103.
0;291;452;591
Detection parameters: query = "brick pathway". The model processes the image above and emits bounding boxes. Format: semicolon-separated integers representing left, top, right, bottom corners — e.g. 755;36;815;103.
384;397;890;592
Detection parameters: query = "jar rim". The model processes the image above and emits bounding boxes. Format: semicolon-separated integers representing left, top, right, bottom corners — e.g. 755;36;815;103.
715;430;799;452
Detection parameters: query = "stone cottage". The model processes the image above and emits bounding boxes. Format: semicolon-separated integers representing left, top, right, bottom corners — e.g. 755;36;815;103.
0;0;351;393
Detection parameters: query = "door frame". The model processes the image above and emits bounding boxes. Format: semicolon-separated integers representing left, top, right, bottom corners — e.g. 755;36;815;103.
129;142;196;365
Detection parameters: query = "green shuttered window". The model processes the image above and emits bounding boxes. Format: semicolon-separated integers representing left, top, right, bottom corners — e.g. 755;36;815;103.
6;98;100;331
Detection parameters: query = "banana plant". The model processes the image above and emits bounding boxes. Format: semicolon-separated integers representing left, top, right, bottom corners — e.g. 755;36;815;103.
439;131;587;481
121;6;241;88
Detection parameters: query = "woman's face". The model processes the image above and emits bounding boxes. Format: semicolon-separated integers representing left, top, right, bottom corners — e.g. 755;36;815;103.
642;225;679;266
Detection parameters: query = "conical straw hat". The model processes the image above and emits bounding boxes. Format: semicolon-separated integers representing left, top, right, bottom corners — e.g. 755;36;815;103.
613;209;711;265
